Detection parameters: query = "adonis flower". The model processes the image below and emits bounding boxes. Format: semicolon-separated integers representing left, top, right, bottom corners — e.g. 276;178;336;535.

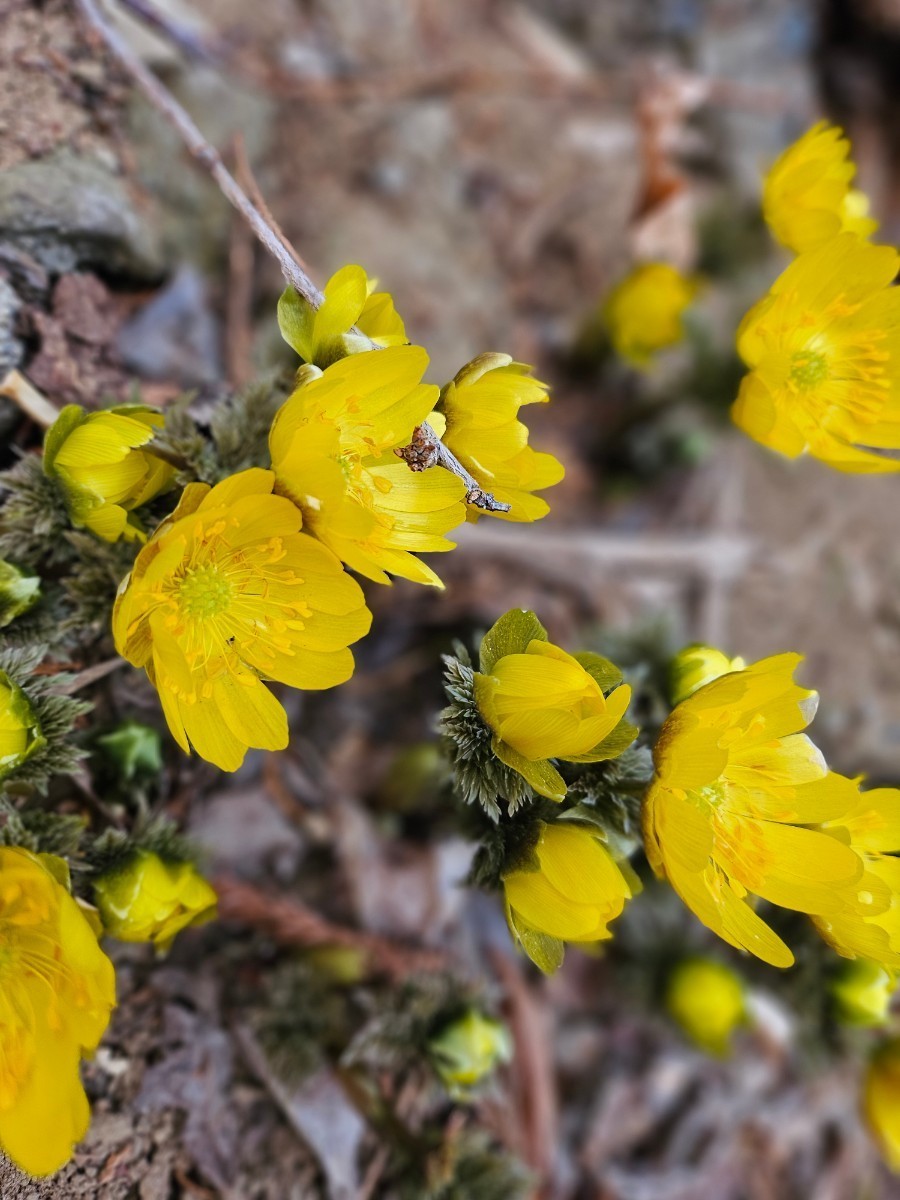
0;669;44;781
113;468;371;771
269;346;466;587
94;851;217;952
428;1010;512;1098
44;405;175;542
0;847;115;1177
763;121;877;255
603;262;698;368
278;263;408;368
733;235;900;472
665;957;747;1056
813;781;900;969
433;353;564;522
865;1039;900;1171
503;821;633;973
644;654;862;967
473;609;635;802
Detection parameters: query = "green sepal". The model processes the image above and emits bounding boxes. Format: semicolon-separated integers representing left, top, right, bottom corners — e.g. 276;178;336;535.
507;903;564;975
563;715;639;764
277;286;314;363
491;736;565;802
479;609;548;674
573;651;623;693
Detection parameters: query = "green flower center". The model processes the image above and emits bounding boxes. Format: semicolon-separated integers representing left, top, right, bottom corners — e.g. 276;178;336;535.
177;566;233;620
789;350;829;391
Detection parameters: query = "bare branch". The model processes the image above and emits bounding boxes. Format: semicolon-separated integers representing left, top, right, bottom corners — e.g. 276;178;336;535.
73;0;511;512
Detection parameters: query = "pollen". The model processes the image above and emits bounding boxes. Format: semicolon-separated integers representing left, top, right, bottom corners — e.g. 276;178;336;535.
789;350;829;391
177;565;234;620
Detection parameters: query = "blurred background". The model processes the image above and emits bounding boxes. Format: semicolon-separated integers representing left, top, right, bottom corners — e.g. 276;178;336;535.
4;0;900;1196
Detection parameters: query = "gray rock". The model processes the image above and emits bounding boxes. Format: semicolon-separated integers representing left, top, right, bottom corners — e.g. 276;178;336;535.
0;152;167;281
116;265;221;386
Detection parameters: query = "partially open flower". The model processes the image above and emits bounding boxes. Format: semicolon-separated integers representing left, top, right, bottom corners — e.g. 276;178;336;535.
0;669;44;782
733;234;900;473
270;346;466;587
644;654;862;967
668;643;745;706
428;1010;512;1098
113;468;371;771
603;262;698;368
503;821;633;973
44;405;175;542
94;850;216;952
665;957;746;1056
865;1039;900;1171
434;353;564;522
0;847;115;1177
473;609;635;802
762;121;877;255
278;264;408;368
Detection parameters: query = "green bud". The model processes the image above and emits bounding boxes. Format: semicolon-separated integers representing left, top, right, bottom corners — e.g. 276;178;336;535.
97;721;163;781
428;1010;512;1099
0;560;40;628
832;960;896;1028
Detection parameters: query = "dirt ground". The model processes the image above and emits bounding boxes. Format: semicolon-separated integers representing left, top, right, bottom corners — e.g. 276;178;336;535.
4;0;900;1197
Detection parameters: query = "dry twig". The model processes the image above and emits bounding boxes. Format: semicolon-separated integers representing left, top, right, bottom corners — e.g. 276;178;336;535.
72;0;509;511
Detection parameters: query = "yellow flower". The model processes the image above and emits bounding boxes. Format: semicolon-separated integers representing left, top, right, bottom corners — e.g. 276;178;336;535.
44;405;175;542
669;644;746;706
278;264;407;368
94;851;216;952
0;847;115;1177
428;1010;512;1098
112;468;371;771
473;609;635;801
433;353;565;522
503;821;633;973
643;654;862;968
831;960;896;1027
864;1039;900;1171
603;262;698;368
269;346;467;587
762;121;877;255
813;781;900;968
0;669;44;781
665;957;746;1056
733;234;900;473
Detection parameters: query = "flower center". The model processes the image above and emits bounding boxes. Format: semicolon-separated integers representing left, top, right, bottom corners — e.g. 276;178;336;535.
177;565;233;621
789;350;829;391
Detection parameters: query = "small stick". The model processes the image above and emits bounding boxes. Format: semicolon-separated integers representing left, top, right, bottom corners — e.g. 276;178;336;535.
73;0;508;511
0;369;59;429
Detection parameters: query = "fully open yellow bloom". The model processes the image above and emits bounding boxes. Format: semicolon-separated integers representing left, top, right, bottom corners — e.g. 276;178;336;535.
733;235;900;473
503;821;633;973
0;847;115;1177
113;468;371;771
603;262;698;368
94;851;217;952
763;121;877;255
813;781;900;968
0;669;44;781
270;346;466;587
665;957;746;1056
473;609;635;801
278;264;408;368
865;1039;900;1171
432;353;564;522
669;644;746;706
644;654;862;968
44;405;175;542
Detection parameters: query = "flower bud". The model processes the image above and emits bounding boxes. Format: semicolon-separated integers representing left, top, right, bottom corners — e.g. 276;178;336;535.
93;851;216;951
665;957;746;1056
97;721;162;781
0;560;40;628
428;1010;512;1098
0;669;44;781
832;960;896;1028
603;262;699;368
